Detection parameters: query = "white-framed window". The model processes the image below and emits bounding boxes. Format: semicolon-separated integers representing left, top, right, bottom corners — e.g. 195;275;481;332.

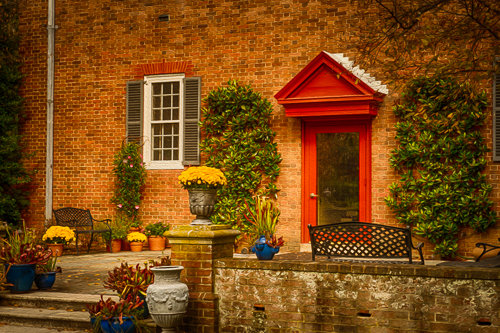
126;74;201;169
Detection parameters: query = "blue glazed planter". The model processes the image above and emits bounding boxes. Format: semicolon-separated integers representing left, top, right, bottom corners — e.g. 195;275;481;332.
100;316;135;333
34;272;56;290
251;236;280;260
5;264;36;293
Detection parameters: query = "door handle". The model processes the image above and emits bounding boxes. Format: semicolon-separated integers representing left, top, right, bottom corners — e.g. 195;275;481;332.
310;193;319;199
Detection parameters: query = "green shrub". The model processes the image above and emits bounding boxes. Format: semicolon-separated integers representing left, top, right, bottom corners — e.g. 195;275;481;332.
386;76;496;258
0;0;30;227
200;81;281;231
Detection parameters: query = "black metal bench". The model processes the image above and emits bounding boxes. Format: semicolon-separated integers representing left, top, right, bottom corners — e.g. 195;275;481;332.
53;207;112;254
308;222;425;264
475;238;500;261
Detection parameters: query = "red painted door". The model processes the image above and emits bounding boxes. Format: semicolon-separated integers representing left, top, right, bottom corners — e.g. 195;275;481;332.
302;121;371;243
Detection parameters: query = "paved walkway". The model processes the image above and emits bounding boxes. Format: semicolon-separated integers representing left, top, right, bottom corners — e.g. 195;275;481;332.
52;249;172;295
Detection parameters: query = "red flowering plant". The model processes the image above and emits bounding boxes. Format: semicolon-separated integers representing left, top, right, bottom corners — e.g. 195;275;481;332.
86;294;145;332
0;224;51;266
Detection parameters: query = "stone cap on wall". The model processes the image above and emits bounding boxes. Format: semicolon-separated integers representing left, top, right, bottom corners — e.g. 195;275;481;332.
165;225;240;245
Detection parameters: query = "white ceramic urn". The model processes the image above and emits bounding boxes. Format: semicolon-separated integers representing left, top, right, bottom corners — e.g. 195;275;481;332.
146;265;189;333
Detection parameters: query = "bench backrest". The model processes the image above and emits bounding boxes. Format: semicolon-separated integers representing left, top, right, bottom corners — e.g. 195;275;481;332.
53;208;93;228
308;222;413;260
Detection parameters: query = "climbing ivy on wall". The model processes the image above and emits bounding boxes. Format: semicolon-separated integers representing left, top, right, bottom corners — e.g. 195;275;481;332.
200;80;281;230
385;76;496;258
0;0;30;227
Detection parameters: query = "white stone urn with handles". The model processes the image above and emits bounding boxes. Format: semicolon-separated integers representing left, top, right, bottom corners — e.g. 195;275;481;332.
146;265;188;333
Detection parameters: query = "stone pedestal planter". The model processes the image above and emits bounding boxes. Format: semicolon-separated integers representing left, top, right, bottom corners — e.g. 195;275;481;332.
188;189;217;225
146;265;188;333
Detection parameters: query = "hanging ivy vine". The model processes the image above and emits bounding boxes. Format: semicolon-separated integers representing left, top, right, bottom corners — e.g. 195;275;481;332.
200;80;281;230
385;76;496;258
0;0;30;227
111;142;146;225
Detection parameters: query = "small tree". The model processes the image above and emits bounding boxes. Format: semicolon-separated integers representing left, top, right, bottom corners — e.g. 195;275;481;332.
0;0;30;227
386;76;496;257
200;81;281;230
111;142;146;225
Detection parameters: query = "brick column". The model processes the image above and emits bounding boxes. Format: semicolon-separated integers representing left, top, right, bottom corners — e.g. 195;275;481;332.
165;225;240;333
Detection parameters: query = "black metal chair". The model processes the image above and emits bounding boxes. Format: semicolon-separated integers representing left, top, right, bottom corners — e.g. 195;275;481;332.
52;207;111;254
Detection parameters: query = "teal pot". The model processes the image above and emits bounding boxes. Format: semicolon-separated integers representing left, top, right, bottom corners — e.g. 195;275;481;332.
5;263;36;293
100;316;135;333
34;272;56;290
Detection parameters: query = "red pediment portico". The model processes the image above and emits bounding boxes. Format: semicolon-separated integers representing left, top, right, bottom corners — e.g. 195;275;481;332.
275;51;388;118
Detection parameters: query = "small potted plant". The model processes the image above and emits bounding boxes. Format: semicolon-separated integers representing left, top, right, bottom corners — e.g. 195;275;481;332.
126;232;147;252
244;196;285;260
42;226;76;257
0;224;52;293
35;256;61;290
87;294;145;333
127;220;143;233
103;262;155;319
101;219;128;253
178;166;227;225
144;222;170;251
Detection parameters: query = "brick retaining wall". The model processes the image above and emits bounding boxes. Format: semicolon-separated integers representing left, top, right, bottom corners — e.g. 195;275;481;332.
214;259;500;332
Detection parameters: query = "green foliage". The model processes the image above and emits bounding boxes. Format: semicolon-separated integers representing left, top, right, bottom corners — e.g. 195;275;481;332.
200;81;281;230
386;76;496;258
144;221;170;237
243;196;280;240
0;0;30;227
111;142;146;224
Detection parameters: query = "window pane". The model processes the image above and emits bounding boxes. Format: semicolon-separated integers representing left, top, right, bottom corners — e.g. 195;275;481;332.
163;109;171;121
153;83;161;95
153;109;161;121
153;124;161;135
173;123;179;134
164;96;171;108
163;83;171;94
153;150;161;161
173;149;179;160
172;95;179;107
153;96;161;108
173;135;179;147
164;150;172;161
165;136;172;148
173;109;179;120
154;137;161;148
172;82;179;94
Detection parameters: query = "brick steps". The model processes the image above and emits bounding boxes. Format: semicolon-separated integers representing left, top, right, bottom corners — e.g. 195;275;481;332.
0;291;156;332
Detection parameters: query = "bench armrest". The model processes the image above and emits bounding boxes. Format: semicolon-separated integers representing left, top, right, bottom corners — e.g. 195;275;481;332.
475;240;500;262
411;242;425;265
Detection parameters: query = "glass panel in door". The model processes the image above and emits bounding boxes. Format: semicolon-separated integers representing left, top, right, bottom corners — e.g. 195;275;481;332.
316;132;359;225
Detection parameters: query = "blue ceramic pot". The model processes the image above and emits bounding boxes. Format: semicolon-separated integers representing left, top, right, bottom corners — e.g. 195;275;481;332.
34;272;56;290
5;263;36;293
100;316;135;333
251;236;280;260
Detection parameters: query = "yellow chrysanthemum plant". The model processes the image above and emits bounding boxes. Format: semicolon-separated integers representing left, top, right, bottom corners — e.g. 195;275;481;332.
126;232;147;243
42;226;76;245
178;166;227;190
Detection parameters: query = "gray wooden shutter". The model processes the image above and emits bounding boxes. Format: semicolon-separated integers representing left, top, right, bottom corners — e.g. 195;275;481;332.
494;58;500;161
126;81;143;143
183;77;201;165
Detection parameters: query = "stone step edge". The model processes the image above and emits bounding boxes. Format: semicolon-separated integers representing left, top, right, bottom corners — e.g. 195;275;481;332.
0;291;119;310
0;305;157;331
0;306;91;331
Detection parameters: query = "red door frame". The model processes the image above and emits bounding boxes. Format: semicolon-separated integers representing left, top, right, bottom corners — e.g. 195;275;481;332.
301;118;372;243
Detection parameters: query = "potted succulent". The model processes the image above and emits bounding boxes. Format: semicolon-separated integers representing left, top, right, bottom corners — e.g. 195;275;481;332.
0;225;52;293
103;262;155;319
126;232;147;252
144;222;170;251
87;294;144;333
244;196;285;260
178;166;227;225
42;226;76;257
35;256;61;290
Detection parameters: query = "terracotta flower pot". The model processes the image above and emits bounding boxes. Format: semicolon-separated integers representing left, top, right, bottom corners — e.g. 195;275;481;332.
47;244;64;257
129;241;144;252
148;236;166;251
110;239;122;253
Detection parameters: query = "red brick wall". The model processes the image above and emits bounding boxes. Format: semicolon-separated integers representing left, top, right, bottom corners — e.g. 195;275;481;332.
17;0;499;255
215;259;500;332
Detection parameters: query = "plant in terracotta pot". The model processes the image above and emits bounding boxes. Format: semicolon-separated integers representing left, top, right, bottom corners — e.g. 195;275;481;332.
87;294;145;333
35;255;61;290
178;166;227;225
126;232;147;252
42;226;75;257
144;222;170;251
0;225;52;293
244;196;285;260
102;219;128;253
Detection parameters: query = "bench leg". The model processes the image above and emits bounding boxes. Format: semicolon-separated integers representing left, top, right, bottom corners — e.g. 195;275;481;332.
75;233;79;255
